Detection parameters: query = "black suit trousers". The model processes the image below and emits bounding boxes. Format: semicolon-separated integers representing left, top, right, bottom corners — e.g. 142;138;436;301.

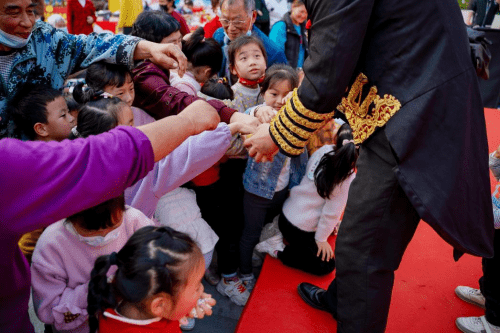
321;128;420;333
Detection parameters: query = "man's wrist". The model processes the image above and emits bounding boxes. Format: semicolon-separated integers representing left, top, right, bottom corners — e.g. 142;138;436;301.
133;41;153;61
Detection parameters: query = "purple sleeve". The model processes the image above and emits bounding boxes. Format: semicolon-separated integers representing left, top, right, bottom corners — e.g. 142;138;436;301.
125;123;232;217
0;126;154;237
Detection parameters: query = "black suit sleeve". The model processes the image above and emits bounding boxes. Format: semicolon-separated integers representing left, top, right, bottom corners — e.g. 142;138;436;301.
269;0;375;156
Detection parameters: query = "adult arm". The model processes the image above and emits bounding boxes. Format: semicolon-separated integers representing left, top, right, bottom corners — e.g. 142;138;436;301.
127;123;232;217
132;61;236;123
246;0;373;159
0;104;218;235
268;21;287;54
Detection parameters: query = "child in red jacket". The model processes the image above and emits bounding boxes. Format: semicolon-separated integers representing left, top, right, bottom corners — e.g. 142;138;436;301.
67;0;96;35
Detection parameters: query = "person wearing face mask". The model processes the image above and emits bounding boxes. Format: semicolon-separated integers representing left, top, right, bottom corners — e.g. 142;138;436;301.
269;0;308;69
212;0;287;84
0;0;189;139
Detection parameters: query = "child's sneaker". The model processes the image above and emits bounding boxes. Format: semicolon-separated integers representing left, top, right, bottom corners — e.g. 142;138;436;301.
216;275;250;306
455;286;486;309
255;234;285;258
240;273;257;292
204;267;220;286
180;317;195;331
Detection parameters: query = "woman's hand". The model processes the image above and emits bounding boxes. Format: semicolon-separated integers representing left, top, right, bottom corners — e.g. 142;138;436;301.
254;106;276;123
316;241;334;262
86;16;94;24
230;112;261;127
134;41;188;77
244;123;279;163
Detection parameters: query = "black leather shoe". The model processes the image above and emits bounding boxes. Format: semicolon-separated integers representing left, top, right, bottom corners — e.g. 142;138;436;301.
297;282;332;313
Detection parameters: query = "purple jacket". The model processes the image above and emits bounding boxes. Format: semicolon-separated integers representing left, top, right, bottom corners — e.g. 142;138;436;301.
0;126;154;332
132;60;237;123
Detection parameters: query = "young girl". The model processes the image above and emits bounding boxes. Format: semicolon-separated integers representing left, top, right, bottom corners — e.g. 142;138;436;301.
256;123;358;276
239;64;308;290
87;226;216;333
227;35;267;113
169;27;223;96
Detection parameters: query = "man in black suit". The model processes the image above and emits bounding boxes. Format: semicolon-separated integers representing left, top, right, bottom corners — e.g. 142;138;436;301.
244;0;495;332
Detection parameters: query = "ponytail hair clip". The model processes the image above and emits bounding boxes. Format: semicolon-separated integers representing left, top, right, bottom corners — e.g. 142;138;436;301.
217;77;228;84
342;139;355;146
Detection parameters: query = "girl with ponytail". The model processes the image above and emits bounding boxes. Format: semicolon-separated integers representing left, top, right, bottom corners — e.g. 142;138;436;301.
87;226;216;333
255;123;358;276
169;27;223;96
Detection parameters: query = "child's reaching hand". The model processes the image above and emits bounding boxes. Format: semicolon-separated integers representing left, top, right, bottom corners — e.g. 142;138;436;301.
254;106;276;123
181;293;216;324
316;241;334;262
228;122;257;136
494;144;500;159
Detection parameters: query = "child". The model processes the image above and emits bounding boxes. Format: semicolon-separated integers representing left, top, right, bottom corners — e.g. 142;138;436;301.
31;189;156;333
87;226;216;333
227;35;267;113
170;27;223;96
239;64;308;290
11;85;76;263
189;77;250;305
12;85;76;142
256;123;358;275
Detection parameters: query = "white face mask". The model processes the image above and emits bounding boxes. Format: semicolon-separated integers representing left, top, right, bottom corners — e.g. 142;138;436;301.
66;222;122;247
0;27;31;49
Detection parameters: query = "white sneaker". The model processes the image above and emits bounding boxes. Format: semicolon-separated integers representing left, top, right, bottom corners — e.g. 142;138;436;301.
180;317;195;331
260;215;281;242
240;274;256;292
255;234;285;258
216;276;250;306
456;316;500;333
455;286;486;309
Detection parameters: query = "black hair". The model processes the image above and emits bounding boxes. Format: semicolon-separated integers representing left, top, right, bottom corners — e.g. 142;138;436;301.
70;83;126;139
200;77;234;100
67;83;130;231
65;96;81;113
314;123;358;199
85;62;132;92
10;85;63;140
227;35;267;70
131;10;181;43
182;27;223;75
260;64;299;95
87;226;203;333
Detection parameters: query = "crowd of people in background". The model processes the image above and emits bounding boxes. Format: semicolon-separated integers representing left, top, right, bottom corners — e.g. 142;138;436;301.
1;0;499;332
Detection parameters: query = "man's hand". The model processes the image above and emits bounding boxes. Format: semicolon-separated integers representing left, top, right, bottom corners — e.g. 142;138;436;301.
134;41;188;77
244;123;279;162
178;100;220;136
316;241;334;262
230;111;261;127
254;106;275;123
86;16;94;24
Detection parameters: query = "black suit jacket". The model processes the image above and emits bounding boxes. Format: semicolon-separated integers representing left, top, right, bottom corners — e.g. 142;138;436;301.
275;0;494;257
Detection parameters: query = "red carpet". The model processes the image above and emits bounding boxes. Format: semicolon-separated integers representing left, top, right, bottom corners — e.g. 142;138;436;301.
236;108;500;333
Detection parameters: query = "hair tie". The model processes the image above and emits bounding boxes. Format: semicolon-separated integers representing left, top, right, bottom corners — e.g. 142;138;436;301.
217;77;227;84
342;139;355;146
109;252;118;266
71;126;80;137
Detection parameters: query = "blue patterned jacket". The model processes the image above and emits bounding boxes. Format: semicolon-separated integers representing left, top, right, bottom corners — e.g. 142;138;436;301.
0;21;141;138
